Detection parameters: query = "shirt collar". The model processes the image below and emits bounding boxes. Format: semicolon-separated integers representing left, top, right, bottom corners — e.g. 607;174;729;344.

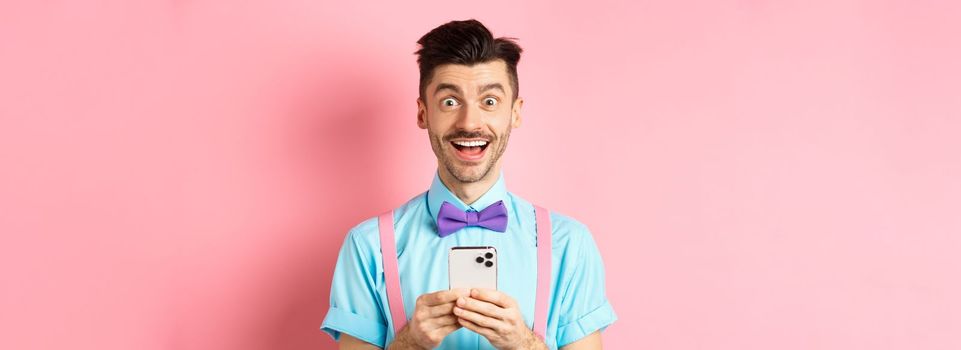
427;169;509;226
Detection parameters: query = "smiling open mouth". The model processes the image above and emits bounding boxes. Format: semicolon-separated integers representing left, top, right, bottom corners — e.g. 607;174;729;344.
450;140;490;161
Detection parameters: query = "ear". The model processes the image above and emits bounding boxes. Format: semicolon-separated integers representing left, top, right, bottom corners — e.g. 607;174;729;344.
510;97;523;129
416;97;428;129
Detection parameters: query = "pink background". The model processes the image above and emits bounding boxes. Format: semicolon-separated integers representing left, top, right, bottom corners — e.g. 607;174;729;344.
2;1;960;349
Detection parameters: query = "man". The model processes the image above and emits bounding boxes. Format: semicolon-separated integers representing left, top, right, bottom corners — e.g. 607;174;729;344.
321;19;616;349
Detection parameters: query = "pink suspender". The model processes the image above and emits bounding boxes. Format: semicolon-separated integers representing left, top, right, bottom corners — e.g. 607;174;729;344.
532;205;551;340
378;213;408;335
378;205;552;340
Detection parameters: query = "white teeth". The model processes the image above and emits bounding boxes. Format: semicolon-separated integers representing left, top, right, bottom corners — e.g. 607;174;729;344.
452;140;488;147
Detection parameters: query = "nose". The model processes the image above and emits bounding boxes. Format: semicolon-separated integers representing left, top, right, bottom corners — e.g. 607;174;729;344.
454;103;483;132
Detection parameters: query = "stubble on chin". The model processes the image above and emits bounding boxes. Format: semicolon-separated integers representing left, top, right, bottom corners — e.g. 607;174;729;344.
428;128;511;184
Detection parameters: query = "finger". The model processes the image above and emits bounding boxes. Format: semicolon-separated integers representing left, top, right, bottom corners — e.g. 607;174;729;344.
426;302;456;318
456;296;507;320
428;315;459;328
421;289;465;306
431;324;461;339
470;288;516;308
453;305;504;331
457;317;499;340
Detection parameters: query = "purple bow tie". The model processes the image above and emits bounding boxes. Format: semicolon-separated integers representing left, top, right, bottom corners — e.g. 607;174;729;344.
436;200;508;237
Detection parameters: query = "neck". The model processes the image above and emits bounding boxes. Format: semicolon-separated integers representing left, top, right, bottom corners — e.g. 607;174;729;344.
437;165;500;205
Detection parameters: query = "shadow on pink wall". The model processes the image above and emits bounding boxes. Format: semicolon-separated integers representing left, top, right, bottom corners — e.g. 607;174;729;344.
162;53;409;349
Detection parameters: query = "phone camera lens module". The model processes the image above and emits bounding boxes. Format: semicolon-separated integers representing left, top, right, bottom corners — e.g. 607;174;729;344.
476;257;484;263
485;261;493;267
485;252;493;259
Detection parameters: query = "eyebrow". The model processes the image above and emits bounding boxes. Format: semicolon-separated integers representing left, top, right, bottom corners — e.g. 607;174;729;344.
478;83;506;95
433;83;462;97
433;83;506;97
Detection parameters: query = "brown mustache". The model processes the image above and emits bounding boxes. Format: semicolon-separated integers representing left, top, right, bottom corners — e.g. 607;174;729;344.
443;131;494;142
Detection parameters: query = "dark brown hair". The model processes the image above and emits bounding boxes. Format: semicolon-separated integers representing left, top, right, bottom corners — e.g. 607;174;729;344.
415;19;523;102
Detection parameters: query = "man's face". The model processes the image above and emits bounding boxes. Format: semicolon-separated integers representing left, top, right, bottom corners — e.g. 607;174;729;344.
417;60;523;184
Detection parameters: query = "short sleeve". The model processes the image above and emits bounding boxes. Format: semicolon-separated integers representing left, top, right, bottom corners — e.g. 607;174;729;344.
320;228;388;347
555;225;618;347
